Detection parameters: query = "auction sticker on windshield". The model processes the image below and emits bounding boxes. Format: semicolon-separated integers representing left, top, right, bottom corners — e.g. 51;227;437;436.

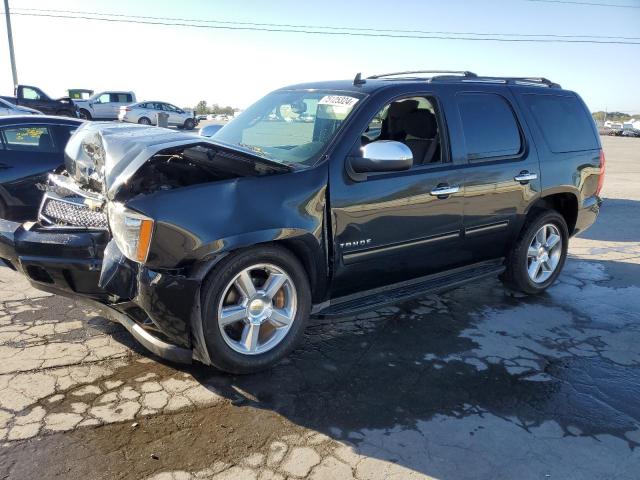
318;95;359;107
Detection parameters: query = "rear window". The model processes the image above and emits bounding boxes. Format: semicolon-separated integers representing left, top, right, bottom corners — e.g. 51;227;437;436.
522;94;598;153
457;93;522;160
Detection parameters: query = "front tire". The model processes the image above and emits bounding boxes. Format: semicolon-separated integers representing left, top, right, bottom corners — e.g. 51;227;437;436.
138;117;151;125
79;109;92;120
201;245;311;374
501;210;568;295
184;118;195;130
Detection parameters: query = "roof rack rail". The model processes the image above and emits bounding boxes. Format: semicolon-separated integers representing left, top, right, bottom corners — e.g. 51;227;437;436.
505;77;561;88
367;70;478;79
451;76;561;88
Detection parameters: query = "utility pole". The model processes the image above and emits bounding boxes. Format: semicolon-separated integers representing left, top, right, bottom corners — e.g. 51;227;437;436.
4;0;18;89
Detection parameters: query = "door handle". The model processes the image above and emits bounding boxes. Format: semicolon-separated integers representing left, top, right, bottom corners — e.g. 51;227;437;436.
514;171;538;184
430;185;460;197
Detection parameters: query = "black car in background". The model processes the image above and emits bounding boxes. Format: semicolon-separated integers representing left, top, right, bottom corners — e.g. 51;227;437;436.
1;85;79;117
0;116;83;221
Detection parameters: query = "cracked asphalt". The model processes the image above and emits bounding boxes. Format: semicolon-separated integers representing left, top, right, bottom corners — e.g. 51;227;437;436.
0;136;638;479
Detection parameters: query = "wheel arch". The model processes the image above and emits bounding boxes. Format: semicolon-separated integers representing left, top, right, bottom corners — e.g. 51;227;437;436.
525;190;579;235
193;233;328;305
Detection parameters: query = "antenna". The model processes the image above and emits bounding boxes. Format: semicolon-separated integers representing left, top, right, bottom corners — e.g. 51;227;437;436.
353;72;366;86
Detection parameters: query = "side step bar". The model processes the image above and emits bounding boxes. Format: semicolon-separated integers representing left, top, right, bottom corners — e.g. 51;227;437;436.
314;260;505;319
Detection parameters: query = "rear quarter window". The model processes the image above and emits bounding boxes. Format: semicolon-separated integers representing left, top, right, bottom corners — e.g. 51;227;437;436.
457;93;522;160
522;94;598;153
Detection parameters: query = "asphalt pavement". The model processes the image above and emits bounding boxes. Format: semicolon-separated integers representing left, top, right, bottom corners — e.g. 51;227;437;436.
0;136;638;480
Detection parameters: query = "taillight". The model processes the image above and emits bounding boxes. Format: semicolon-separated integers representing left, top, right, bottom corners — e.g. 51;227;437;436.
596;149;606;196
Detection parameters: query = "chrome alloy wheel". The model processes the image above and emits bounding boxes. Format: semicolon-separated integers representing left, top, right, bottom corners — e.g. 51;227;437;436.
527;224;562;284
217;263;297;355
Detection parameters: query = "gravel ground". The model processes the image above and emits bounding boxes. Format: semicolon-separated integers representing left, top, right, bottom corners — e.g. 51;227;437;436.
0;136;638;479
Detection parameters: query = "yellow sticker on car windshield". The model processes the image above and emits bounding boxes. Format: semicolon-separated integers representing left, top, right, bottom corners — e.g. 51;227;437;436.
318;95;359;108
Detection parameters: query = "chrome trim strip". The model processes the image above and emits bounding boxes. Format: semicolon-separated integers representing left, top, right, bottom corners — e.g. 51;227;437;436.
343;231;460;264
464;221;509;236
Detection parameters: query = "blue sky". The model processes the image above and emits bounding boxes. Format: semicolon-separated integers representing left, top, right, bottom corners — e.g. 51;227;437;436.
1;0;639;111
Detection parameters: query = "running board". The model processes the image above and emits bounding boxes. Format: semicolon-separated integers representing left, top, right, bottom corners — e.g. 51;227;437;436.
314;260;505;319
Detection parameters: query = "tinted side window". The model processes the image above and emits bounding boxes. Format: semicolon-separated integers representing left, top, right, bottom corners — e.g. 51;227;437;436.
0;126;57;153
458;93;521;160
111;93;132;103
54;125;78;148
522;94;598;153
22;87;42;100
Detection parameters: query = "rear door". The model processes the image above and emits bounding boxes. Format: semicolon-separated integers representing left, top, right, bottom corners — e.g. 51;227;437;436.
454;88;541;262
0;124;65;219
109;93;133;118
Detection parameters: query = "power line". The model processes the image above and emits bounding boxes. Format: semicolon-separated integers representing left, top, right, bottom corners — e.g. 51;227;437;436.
11;6;640;40
5;10;640;45
527;0;640;8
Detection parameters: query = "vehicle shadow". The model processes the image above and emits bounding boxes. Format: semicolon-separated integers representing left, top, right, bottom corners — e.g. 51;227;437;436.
131;256;639;478
576;198;640;242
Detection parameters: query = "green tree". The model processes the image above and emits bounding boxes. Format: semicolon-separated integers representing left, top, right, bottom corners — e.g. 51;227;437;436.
195;100;208;115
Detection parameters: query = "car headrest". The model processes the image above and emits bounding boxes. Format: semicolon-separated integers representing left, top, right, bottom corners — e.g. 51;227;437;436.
38;133;54;151
386;100;419;136
402;110;437;139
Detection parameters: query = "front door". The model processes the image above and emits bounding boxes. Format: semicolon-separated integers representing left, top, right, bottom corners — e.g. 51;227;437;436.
19;86;53;114
91;93;113;119
329;95;466;297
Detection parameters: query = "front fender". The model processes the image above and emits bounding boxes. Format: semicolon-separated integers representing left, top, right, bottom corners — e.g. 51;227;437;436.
125;164;329;272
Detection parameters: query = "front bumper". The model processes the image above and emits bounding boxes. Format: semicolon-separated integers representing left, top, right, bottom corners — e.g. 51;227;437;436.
0;219;194;364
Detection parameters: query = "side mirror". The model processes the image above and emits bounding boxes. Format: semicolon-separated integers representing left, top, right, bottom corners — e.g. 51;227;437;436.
348;141;413;178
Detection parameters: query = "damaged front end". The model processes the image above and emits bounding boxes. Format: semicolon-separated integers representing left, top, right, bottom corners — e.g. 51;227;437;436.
1;122;302;365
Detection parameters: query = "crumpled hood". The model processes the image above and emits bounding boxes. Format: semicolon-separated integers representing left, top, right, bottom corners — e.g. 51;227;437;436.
64;122;203;197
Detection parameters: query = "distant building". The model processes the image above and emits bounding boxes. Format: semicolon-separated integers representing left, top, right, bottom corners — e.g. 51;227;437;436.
622;119;640;130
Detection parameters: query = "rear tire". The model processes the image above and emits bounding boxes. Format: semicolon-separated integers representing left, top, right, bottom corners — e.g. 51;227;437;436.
501;210;568;295
138;117;151;125
200;245;311;374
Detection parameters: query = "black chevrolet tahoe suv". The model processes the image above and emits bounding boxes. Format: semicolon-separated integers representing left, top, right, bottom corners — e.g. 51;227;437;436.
0;71;603;373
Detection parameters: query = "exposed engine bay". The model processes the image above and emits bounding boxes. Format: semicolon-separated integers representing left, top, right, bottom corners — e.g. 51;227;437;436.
120;144;288;199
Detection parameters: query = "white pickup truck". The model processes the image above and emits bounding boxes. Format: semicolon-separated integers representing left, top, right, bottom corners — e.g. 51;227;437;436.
75;91;136;120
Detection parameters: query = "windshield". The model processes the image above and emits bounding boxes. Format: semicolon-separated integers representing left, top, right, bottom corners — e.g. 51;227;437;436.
212;90;364;167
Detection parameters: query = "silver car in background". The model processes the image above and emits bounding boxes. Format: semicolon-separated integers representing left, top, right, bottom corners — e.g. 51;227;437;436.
0;97;42;116
118;101;197;130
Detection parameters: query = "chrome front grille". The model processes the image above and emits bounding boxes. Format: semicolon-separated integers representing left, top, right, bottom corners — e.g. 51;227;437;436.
41;196;108;229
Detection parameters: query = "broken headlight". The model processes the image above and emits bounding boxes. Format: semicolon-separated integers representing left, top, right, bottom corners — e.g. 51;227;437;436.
64;128;106;190
107;203;154;263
